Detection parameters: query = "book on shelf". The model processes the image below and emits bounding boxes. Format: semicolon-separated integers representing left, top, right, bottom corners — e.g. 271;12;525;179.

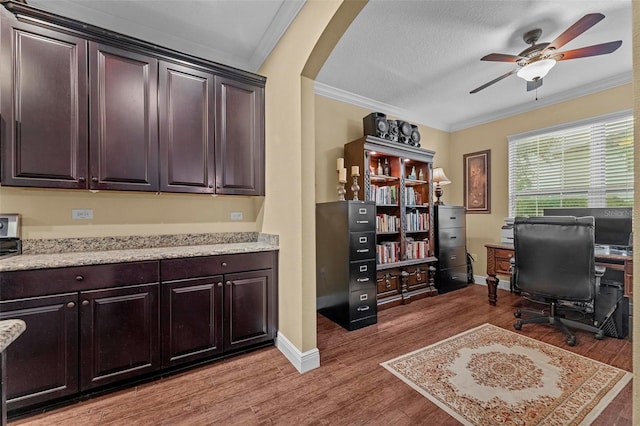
404;188;422;205
370;184;397;205
376;214;400;233
376;241;400;264
406;210;429;232
406;238;429;260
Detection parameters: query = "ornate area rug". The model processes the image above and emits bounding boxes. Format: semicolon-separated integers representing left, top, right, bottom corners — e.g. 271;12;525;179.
381;323;631;426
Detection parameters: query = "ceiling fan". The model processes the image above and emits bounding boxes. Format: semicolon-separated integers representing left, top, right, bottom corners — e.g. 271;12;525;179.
470;13;622;94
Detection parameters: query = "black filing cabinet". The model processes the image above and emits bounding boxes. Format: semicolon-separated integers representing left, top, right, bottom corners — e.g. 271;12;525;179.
435;205;468;293
316;201;377;330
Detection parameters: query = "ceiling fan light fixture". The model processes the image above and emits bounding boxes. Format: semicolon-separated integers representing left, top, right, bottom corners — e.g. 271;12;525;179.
516;58;556;81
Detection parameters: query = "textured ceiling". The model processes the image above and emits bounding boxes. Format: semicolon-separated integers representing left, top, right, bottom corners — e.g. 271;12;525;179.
26;0;632;132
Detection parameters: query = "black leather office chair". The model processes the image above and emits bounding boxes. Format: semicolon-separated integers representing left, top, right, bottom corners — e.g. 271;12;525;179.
512;216;605;346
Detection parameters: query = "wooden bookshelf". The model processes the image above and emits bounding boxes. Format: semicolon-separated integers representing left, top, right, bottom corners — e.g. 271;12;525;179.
344;136;438;309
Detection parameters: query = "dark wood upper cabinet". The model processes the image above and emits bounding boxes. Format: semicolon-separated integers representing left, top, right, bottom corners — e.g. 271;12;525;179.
89;42;159;191
159;61;215;193
0;19;88;188
215;76;265;196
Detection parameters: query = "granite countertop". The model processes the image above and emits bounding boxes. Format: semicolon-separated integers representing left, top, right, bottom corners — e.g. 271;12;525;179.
0;320;26;353
0;233;279;272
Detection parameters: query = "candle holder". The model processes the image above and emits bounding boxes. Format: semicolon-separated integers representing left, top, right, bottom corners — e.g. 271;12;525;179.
337;180;346;201
351;175;360;200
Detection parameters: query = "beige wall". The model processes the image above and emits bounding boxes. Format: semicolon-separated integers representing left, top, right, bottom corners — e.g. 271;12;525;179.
314;95;451;204
448;84;632;277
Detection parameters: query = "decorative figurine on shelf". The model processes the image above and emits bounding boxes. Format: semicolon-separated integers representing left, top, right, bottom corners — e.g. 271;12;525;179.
383;158;390;176
336;157;347;201
408;166;417;180
418;168;424;181
351;166;360;200
377;158;383;176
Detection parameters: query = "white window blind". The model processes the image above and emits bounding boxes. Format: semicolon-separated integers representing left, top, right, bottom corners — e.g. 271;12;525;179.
508;111;633;217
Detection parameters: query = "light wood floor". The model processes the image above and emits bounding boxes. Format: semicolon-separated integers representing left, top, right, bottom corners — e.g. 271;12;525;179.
10;284;632;425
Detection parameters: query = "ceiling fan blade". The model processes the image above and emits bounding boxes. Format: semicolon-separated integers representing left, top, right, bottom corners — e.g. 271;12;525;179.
545;13;605;52
527;79;543;92
470;69;518;94
481;53;524;63
554;40;622;61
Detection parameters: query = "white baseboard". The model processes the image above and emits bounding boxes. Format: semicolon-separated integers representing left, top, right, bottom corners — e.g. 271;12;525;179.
275;331;320;373
472;275;511;291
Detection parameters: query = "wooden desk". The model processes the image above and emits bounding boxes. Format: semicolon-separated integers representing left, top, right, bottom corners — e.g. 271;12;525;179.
484;243;633;305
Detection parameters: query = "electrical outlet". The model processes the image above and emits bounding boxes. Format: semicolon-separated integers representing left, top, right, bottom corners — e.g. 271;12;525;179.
72;209;93;220
230;212;243;221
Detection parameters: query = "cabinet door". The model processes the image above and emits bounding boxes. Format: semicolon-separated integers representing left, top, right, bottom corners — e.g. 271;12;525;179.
159;61;215;193
80;283;159;390
214;76;264;195
0;19;88;188
224;269;275;351
161;276;223;367
89;42;158;191
0;293;79;412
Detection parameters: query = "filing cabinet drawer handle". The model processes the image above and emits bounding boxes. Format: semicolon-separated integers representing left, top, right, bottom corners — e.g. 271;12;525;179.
450;236;457;239
450;216;457;220
357;277;369;282
357;306;370;312
356;249;369;253
450;255;457;260
356;220;369;224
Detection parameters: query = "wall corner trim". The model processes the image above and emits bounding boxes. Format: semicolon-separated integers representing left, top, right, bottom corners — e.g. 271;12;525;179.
275;331;320;373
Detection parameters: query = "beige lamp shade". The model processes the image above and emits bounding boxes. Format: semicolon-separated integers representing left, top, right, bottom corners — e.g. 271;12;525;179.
432;167;451;185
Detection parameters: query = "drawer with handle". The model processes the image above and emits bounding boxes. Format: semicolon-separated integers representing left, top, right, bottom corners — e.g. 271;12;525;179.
348;202;375;232
349;259;376;291
349;288;377;320
349;231;375;261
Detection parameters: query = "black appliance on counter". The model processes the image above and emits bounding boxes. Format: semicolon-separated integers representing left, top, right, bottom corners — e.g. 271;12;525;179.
0;214;21;258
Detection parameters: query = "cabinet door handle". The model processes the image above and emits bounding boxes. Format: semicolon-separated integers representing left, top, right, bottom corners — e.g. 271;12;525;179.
82;300;89;306
217;282;223;287
78;176;86;183
221;262;228;267
226;281;232;286
75;275;84;281
91;176;98;182
67;302;75;309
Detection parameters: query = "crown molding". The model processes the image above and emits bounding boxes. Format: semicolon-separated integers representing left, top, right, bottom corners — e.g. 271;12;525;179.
249;0;306;72
448;71;633;132
315;71;632;133
314;82;450;131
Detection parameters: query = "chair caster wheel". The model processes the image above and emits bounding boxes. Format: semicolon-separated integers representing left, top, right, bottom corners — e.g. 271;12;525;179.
566;336;576;346
514;311;521;318
595;332;604;340
514;321;522;330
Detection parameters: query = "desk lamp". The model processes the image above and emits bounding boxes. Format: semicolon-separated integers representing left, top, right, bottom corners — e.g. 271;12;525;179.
433;167;451;205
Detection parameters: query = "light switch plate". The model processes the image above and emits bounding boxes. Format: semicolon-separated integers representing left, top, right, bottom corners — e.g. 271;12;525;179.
230;212;243;221
72;209;93;220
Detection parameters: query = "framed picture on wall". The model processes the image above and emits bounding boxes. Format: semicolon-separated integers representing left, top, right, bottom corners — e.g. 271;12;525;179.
463;149;491;213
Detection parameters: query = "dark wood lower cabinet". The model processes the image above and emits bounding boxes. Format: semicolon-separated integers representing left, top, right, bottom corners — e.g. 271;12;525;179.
161;277;223;367
2;251;278;417
80;284;160;390
0;293;79;411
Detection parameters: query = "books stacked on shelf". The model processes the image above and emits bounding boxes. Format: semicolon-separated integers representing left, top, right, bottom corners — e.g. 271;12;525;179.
376;242;400;264
404;187;422;205
406;238;429;259
406;210;429;232
371;184;397;205
376;214;400;233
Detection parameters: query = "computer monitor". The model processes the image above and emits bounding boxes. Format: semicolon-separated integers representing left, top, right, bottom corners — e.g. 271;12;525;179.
543;207;632;247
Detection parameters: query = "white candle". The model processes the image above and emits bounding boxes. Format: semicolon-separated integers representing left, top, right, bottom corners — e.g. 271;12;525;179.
338;168;347;182
336;157;344;171
351;166;359;176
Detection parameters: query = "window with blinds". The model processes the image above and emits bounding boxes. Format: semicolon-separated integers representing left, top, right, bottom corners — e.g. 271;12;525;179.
508;111;633;217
